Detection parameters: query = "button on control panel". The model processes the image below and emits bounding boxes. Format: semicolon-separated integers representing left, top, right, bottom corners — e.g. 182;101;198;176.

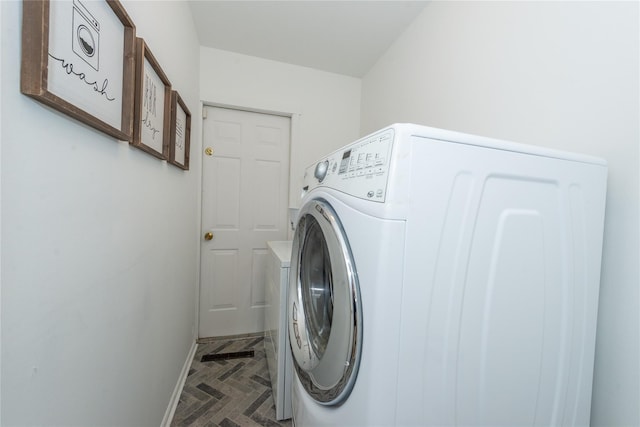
306;128;395;202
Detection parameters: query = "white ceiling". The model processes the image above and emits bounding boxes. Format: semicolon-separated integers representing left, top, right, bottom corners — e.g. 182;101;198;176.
188;1;428;77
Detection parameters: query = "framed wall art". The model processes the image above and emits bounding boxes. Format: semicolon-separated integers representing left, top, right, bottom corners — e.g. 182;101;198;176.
132;37;171;160
168;91;191;170
21;0;136;141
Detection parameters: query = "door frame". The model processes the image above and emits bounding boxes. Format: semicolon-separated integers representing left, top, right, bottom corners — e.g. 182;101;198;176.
195;101;301;339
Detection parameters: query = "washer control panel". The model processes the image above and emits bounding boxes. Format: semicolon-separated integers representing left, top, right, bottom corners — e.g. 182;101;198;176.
303;128;395;202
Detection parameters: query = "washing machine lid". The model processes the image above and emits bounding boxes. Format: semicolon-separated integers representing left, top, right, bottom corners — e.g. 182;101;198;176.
288;198;362;405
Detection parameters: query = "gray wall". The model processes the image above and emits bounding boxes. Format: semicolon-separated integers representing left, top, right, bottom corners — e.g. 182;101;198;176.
1;1;201;425
361;2;639;425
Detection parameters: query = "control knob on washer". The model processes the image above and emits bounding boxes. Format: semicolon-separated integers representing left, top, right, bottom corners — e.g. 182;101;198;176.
314;160;329;182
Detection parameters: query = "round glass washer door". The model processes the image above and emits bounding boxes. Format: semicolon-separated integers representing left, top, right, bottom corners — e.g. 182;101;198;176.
288;198;363;405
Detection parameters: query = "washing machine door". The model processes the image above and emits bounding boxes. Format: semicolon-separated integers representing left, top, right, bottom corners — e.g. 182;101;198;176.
288;198;362;405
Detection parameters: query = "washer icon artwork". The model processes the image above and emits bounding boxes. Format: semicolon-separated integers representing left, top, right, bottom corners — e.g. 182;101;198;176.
72;0;100;71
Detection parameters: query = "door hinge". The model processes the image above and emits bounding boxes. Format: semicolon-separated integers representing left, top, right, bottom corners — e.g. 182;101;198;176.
202;108;208;119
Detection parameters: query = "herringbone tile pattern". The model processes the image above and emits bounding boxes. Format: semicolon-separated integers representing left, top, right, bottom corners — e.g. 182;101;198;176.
171;336;293;427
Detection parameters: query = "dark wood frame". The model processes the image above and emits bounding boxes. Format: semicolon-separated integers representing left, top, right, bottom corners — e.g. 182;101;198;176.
132;37;171;160
20;0;136;141
168;91;191;170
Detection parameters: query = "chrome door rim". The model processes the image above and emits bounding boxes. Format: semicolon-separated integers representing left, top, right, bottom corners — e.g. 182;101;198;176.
288;198;362;405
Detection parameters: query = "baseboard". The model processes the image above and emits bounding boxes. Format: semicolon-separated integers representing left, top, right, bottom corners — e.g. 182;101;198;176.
161;340;198;427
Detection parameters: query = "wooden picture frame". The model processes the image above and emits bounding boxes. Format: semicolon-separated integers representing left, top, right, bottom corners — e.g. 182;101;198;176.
168;91;191;170
20;0;136;141
132;38;171;160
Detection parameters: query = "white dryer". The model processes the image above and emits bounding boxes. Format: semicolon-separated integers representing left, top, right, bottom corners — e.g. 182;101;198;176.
288;124;608;426
264;241;293;420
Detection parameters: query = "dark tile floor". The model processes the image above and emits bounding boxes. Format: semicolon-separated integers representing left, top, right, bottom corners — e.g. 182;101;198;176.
171;335;293;427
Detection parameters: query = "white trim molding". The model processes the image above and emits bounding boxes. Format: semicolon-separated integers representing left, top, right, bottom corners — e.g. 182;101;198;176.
161;341;198;427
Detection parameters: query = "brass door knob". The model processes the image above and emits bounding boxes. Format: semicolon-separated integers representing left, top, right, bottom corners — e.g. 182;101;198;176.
204;232;214;241
205;147;214;156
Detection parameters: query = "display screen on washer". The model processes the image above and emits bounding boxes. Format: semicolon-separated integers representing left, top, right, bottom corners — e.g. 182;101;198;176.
338;150;351;174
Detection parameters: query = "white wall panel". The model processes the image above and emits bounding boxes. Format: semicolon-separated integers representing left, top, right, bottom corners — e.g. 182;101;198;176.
1;2;201;425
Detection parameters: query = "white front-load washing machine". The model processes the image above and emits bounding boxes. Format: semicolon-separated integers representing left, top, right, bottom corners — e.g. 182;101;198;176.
288;124;608;426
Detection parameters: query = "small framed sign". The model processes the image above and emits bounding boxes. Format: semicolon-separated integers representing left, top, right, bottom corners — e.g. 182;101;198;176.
21;0;136;141
168;91;191;170
132;37;171;160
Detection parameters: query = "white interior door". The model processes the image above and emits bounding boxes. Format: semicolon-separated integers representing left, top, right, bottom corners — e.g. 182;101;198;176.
200;106;291;338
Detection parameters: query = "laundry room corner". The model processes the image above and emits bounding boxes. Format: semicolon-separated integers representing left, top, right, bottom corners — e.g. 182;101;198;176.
199;47;362;211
